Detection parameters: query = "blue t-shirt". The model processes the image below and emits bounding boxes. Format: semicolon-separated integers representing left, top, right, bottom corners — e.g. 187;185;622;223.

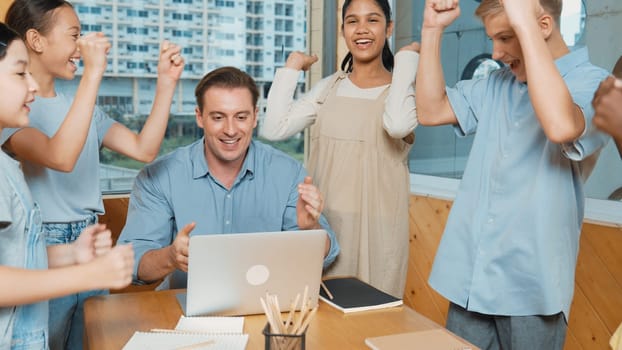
0;150;48;348
0;93;115;222
428;47;609;319
0;151;28;348
118;139;340;288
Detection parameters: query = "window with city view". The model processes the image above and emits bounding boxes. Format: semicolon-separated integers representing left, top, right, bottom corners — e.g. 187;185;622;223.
61;0;308;193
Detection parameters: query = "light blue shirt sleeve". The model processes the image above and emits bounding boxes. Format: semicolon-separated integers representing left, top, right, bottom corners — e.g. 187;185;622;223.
93;105;116;146
0;128;17;147
561;68;610;161
446;77;489;137
118;161;176;284
318;213;339;268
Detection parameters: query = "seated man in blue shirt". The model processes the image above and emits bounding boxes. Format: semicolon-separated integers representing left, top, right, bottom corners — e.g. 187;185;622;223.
118;66;340;289
416;0;609;349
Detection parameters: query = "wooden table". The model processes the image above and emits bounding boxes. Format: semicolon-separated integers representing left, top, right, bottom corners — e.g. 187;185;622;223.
84;289;449;349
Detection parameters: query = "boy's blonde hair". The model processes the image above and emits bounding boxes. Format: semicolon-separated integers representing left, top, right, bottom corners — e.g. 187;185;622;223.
475;0;562;25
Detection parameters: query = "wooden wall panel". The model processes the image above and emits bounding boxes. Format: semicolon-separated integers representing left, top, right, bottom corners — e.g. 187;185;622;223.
100;196;129;244
574;227;622;333
101;194;622;349
582;224;622;295
404;196;452;325
565;332;584;350
568;283;612;350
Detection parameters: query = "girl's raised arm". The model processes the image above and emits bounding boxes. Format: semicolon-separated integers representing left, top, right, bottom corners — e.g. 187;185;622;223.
102;41;184;163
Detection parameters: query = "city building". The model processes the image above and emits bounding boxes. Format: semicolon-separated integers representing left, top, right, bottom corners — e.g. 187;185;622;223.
55;0;309;191
58;0;307;125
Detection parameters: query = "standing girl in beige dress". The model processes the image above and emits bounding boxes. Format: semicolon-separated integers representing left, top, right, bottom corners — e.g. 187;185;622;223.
261;0;419;297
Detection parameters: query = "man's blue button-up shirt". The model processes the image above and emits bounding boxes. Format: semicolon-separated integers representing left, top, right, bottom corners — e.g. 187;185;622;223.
118;138;340;288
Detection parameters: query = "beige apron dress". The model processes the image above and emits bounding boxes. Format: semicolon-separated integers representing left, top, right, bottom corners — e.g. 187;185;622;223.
308;72;412;297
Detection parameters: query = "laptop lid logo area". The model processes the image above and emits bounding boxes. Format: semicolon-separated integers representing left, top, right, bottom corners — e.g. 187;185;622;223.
246;265;270;286
185;230;326;317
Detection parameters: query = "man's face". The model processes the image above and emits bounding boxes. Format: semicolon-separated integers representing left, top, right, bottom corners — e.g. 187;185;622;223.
485;12;527;82
195;86;258;169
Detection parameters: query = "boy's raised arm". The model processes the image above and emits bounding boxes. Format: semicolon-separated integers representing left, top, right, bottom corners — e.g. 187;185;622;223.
503;0;584;143
415;0;460;126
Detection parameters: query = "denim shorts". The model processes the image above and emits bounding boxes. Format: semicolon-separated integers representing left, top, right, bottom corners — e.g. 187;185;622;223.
43;214;102;350
44;215;98;245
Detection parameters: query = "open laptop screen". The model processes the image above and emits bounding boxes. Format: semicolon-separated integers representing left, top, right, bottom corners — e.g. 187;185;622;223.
183;229;326;316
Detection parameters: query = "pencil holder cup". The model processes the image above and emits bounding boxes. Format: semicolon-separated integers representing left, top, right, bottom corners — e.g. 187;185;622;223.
263;322;306;350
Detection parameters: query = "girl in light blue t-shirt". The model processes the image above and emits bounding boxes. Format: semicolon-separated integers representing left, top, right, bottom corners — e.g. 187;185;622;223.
0;22;134;350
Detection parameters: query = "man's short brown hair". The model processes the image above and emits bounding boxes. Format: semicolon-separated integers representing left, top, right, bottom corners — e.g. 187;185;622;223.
194;66;259;112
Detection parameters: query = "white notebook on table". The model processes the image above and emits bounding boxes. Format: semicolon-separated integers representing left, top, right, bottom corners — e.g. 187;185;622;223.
123;332;248;350
123;316;248;350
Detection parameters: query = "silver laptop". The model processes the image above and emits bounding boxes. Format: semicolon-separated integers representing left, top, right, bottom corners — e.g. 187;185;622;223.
183;230;326;316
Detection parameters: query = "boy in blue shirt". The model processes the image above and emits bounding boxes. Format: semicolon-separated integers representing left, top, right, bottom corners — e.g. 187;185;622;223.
415;0;609;349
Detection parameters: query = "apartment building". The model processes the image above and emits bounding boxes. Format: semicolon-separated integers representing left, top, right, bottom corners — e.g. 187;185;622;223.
58;0;307;118
56;0;308;191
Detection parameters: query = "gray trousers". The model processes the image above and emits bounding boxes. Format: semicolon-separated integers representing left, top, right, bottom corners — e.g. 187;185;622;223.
446;302;567;350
